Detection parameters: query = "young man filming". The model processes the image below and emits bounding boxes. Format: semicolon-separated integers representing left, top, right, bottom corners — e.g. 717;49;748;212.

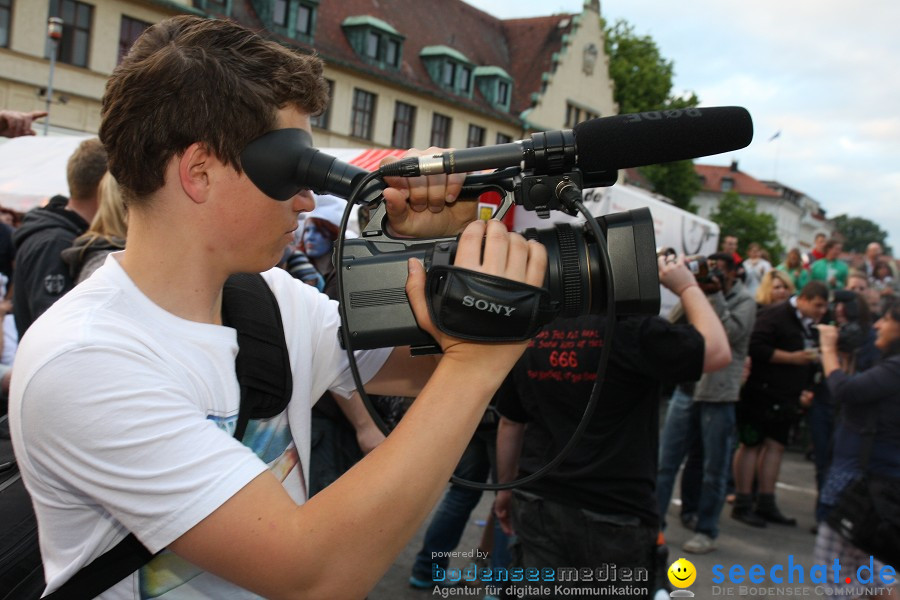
9;16;546;599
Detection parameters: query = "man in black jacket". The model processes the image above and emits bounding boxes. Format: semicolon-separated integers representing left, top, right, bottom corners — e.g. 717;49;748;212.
12;138;107;335
732;281;829;526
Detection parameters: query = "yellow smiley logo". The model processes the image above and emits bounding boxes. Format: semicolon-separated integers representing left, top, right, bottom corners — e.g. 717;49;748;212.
667;557;697;588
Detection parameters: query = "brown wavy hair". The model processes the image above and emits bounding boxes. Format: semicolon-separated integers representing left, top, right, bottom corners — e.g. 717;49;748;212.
100;15;329;207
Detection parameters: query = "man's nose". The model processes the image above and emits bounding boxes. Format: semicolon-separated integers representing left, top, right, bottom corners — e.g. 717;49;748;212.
294;190;315;212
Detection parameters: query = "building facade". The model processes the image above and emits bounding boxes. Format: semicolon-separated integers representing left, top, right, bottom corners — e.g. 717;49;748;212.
0;0;616;147
693;161;833;254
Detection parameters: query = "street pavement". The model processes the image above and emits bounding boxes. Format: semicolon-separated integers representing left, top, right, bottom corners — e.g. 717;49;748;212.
369;448;828;600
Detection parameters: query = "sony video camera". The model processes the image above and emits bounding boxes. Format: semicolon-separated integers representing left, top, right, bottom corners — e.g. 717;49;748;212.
238;106;755;352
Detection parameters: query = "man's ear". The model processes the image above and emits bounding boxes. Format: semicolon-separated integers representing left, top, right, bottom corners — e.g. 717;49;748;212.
178;142;212;204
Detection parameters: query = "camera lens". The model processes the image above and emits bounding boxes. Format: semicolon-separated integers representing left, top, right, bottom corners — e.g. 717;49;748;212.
521;208;660;317
522;223;599;317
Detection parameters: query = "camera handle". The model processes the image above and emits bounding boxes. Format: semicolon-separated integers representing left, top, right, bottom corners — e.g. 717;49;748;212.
335;170;616;492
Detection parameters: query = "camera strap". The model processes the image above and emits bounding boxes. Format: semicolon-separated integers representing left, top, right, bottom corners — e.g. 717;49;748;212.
426;265;559;342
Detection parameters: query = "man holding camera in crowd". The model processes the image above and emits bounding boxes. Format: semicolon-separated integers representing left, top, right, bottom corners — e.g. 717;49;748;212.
493;254;730;597
9;16;548;599
732;281;829;528
657;252;756;554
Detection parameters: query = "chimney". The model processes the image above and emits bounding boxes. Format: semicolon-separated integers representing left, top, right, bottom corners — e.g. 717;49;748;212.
730;160;739;172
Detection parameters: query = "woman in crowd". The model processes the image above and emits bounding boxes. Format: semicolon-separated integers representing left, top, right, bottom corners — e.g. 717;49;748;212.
777;247;809;291
743;242;773;297
813;299;900;596
755;269;795;307
61;172;127;284
871;260;898;295
300;196;344;285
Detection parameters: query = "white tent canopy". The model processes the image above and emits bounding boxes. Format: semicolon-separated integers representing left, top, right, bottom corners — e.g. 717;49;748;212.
0;135;93;211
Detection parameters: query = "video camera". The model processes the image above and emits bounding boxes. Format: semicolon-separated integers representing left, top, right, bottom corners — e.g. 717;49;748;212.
240;106;754;352
827;289;869;354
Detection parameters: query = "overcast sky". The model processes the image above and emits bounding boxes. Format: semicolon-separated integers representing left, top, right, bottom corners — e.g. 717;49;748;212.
466;0;900;251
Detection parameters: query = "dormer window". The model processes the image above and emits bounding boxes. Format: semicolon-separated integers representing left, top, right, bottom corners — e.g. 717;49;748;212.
342;15;405;69
385;39;400;66
262;0;318;42
421;46;474;99
442;62;456;87
497;81;509;105
296;4;313;34
473;66;513;112
273;0;287;25
366;30;379;58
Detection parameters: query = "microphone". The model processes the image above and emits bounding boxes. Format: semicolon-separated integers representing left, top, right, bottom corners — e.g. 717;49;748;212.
378;106;753;178
241;128;372;201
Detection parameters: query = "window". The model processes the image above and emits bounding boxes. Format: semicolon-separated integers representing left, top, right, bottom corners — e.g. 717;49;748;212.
49;0;93;68
467;124;485;148
272;0;317;40
442;61;456;87
118;16;150;64
459;66;471;93
365;30;379;59
296;3;312;35
497;81;509;106
0;0;11;48
310;79;333;130
385;38;400;67
421;47;473;97
342;16;402;69
721;177;734;192
273;0;287;26
431;113;451;147
392;101;416;149
473;67;513;110
351;88;376;140
565;103;581;128
496;133;513;145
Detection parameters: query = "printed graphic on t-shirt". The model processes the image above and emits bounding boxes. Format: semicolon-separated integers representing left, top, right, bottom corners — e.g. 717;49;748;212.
525;327;604;385
137;412;299;598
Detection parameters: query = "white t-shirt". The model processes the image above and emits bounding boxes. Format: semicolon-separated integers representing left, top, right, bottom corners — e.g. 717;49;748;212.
8;254;390;598
742;257;772;297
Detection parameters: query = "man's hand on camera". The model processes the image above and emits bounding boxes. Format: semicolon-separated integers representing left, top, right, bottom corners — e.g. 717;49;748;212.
380;148;474;238
658;255;698;296
405;219;547;358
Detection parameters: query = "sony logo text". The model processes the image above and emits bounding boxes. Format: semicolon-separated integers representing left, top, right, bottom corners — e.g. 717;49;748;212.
462;295;517;317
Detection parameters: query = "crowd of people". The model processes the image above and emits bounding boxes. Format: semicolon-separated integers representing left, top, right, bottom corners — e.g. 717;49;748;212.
0;15;898;600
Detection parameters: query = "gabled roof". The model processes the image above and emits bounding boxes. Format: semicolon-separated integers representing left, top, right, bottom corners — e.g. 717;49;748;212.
695;163;781;198
228;0;577;125
501;15;575;115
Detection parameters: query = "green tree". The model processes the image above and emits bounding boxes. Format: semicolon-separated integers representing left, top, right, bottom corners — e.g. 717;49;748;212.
830;214;892;255
710;191;784;260
603;19;701;211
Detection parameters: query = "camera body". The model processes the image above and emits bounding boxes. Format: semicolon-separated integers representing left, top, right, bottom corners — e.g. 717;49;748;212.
338;206;660;351
826;290;868;354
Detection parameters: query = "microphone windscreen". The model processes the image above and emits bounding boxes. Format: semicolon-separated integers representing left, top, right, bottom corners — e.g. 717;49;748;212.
573;106;753;172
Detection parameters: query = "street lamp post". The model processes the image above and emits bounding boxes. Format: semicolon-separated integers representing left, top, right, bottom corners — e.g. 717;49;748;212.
44;16;64;136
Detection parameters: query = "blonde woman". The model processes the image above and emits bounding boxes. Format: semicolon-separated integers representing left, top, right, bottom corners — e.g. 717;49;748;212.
61;172;127;283
755;269;796;306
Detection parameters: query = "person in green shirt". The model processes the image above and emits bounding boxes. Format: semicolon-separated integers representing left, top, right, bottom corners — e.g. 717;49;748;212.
777;247;810;291
809;239;849;290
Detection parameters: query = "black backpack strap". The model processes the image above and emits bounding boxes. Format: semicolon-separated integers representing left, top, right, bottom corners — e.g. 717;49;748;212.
221;273;294;440
43;534;151;600
45;272;292;598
